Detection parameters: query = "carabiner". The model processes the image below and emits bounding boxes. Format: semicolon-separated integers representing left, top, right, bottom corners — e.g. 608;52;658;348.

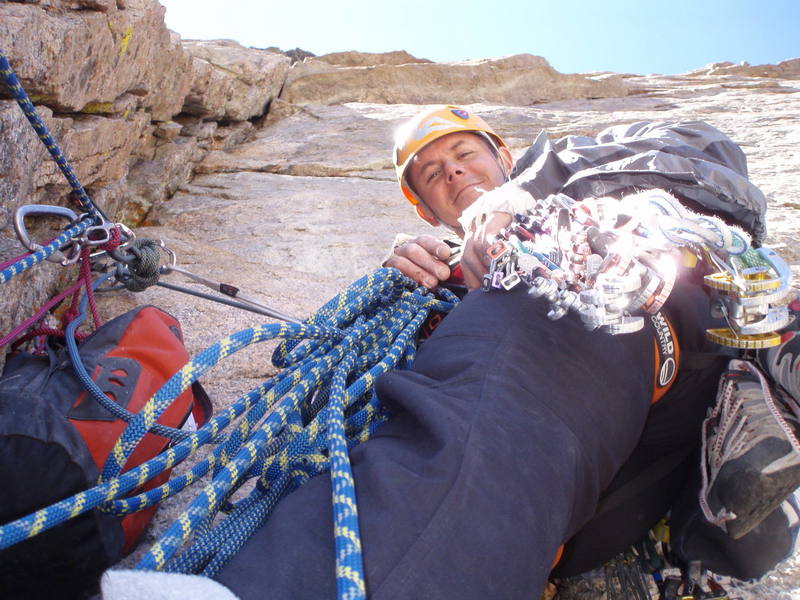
13;204;83;265
76;220;114;247
76;215;135;250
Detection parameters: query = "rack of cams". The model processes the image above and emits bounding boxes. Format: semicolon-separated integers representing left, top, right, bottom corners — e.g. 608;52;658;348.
481;190;794;348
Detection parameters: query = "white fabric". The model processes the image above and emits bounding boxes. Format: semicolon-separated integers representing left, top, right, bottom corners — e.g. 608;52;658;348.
457;181;533;233
101;569;240;600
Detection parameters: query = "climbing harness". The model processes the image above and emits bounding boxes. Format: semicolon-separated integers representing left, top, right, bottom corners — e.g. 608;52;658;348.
482;190;794;348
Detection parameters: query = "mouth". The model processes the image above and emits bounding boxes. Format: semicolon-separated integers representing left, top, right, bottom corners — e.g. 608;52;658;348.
454;181;483;206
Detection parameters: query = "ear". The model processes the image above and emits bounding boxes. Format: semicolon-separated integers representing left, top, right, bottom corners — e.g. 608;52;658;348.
498;146;513;175
415;204;440;227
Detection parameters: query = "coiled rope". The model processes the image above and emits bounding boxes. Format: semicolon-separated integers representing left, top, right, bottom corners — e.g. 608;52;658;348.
0;267;459;600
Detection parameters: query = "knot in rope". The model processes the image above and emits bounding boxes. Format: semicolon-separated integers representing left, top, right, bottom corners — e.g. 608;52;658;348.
115;239;163;291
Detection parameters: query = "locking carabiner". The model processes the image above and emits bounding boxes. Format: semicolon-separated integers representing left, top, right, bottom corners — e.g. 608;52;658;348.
13;204;85;266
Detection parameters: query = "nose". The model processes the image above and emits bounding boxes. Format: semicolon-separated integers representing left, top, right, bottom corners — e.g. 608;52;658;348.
443;160;465;183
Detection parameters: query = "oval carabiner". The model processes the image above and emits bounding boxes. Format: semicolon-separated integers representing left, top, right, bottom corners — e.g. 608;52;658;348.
13;204;82;265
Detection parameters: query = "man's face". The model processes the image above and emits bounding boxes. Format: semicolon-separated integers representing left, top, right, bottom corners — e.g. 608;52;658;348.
406;132;510;233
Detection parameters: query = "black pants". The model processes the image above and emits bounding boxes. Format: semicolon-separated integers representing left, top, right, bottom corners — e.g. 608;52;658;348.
554;280;797;581
218;286;656;599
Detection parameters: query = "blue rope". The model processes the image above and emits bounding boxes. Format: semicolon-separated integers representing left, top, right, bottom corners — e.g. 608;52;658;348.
0;219;94;284
0;267;458;600
64;273;191;441
0;49;103;221
137;275;438;577
0;49;110;289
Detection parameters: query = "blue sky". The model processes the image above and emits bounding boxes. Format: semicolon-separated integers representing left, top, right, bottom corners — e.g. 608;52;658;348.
159;0;799;75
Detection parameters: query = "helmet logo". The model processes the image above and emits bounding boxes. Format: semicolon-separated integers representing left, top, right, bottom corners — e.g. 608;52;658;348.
451;108;469;120
413;117;458;141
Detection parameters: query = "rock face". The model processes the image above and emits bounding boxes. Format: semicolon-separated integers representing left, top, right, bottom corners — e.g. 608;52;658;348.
689;58;800;79
181;40;290;121
315;49;432;66
0;0;192;119
0;1;290;346
281;53;628;105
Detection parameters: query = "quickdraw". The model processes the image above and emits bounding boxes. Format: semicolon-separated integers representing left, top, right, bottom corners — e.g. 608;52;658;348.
1;48;295;342
482;190;794;348
1;47;130;348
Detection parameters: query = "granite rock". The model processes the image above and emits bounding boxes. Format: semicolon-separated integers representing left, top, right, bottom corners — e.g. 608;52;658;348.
181;39;290;121
280;53;628;106
0;0;192;120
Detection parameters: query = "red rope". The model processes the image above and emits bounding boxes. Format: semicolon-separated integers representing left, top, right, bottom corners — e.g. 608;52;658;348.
98;225;121;252
1;202;117;349
2;247;103;349
0;278;83;348
0;250;34;271
80;247;101;329
10;326;90;351
0;233;60;271
61;247;101;330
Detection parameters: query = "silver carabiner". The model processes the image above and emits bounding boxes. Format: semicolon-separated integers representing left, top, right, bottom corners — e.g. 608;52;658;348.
76;219;114;247
13;204;83;265
91;222;137;261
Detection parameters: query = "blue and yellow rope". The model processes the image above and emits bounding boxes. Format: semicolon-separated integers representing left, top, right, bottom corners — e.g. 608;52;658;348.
0;49;103;222
0;268;458;599
0;49;109;285
0;219;94;284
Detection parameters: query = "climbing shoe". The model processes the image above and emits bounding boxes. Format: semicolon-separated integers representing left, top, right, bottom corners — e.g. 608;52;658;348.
700;358;800;539
758;329;800;403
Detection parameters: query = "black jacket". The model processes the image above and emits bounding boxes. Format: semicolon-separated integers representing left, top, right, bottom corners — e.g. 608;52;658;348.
511;120;767;244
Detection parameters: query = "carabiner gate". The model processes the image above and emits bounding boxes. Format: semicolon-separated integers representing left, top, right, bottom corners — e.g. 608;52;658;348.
13;204;83;265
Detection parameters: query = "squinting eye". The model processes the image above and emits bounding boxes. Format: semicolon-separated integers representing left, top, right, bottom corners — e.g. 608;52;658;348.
459;151;473;159
427;170;440;183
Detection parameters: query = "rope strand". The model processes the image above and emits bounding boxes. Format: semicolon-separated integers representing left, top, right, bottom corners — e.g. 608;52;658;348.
0;268;457;600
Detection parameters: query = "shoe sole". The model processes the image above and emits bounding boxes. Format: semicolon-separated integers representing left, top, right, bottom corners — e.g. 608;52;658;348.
717;447;800;539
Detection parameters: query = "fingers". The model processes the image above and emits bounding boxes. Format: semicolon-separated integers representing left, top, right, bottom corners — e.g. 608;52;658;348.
460;212;512;290
460;237;489;290
411;235;452;262
383;236;452;289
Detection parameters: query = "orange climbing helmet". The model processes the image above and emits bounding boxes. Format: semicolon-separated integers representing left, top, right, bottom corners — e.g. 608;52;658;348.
392;105;509;208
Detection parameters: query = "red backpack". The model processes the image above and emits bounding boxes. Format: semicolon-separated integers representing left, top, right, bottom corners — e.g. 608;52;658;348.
0;306;211;599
